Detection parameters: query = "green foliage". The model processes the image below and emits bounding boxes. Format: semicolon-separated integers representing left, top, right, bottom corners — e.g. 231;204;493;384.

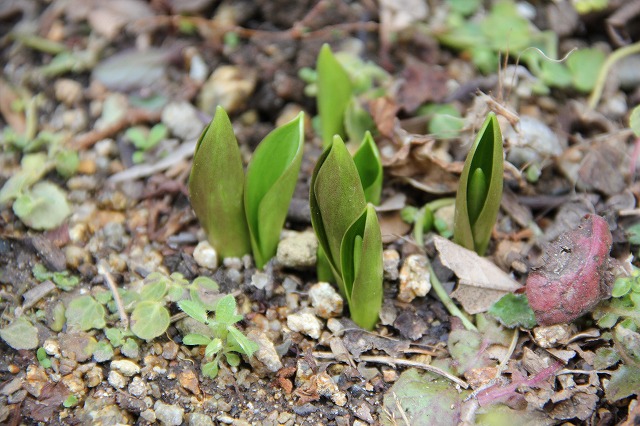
63;394;79;408
453;113;503;255
189;106;304;268
0;153;49;204
37;347;52;368
488;293;537;329
13;181;71;230
593;266;640;329
0;317;39;350
566;48;606;93
381;369;469;426
32;263;79;291
178;294;258;379
316;44;353;148
352;131;383;205
418;104;465;139
130;301;170;341
126;123;168;164
630;105;640;138
606;365;640;402
310;136;383;330
66;295;106;331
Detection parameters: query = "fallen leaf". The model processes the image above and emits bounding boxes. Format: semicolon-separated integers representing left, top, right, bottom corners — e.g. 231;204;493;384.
526;214;614;326
396;57;449;112
434;236;522;314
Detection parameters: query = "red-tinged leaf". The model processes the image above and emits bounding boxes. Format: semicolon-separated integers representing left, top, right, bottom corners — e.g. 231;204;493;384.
526;214;614;326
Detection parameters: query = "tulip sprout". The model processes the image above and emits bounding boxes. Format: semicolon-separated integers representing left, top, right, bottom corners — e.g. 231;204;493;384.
189;106;304;269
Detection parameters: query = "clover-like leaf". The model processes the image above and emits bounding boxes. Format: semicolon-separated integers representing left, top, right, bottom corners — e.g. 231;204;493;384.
453;112;503;255
353;131;383;205
0;153;48;205
488;293;537;329
66;295;106;331
130;301;170;340
139;280;167;302
567;47;605;93
0;317;39;350
178;299;209;324
13;181;71;230
189;106;251;259
317;44;353;148
244;112;304;269
340;204;383;330
310;135;367;287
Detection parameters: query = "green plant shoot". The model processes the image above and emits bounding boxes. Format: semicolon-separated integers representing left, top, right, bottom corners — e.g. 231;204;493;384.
453;112;503;255
310;135;383;330
178;294;258;379
189;107;251;259
189;106;304;268
353;131;383;205
316;44;353;148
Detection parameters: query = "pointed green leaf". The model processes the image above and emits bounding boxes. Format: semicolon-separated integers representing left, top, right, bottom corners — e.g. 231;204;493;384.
183;333;212;346
310;135;367;288
244;112;304;269
178;299;209;324
453;112;503;256
228;326;259;357
214;294;243;326
317;44;353;148
353;131;383;205
205;338;223;358
340;204;383;330
316;246;335;283
202;360;219;379
225;352;241;367
188;106;251;259
345;98;374;143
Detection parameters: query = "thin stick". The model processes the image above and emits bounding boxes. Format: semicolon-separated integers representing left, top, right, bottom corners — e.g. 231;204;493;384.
428;263;477;331
588;40;640;110
312;351;469;388
72;109;162;150
97;261;128;330
496;328;518;376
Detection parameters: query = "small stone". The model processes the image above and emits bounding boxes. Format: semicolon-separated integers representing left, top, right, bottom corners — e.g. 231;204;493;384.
128;376;147;397
55;79;83;105
43;338;60;357
382;369;398;382
316;371;347;406
223;257;243;270
309;282;343;319
1;377;23;396
161;101;203;140
276;231;318;269
189;412;215;426
247;330;283;373
383;249;400;280
251;271;272;290
193;241;218;270
140;408;156;423
108;371;127;389
533;324;573;348
287;309;323;339
326;318;344;337
85;366;103;388
178;369;200;395
198;65;257;115
111;359;140;377
154;401;184;426
398;254;431;303
162;341;180;360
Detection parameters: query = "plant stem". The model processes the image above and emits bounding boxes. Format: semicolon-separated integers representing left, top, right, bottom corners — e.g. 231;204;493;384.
428;263;477;331
588;40;640;110
425;197;455;212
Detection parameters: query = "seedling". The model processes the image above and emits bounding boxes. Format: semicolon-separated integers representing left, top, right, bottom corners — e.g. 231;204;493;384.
189;106;304;269
125;123;169;164
178;294;258;379
32;263;79;291
310;135;383;330
37;347;52;368
453;112;503;256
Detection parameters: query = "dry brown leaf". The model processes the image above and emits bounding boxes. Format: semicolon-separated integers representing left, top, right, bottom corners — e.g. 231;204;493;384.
396;57;449;113
378;211;411;244
434;236;522;314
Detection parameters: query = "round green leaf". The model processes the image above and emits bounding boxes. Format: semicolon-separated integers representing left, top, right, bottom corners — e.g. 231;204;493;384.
66;295;106;331
13;181;71;230
130;301;170;340
0;317;39;350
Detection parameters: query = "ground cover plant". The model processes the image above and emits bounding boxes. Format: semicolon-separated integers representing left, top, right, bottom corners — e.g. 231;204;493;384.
1;0;640;424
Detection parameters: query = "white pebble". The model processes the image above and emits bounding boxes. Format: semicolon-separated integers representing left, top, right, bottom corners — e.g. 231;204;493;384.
287;309;322;339
309;282;343;319
193;241;218;270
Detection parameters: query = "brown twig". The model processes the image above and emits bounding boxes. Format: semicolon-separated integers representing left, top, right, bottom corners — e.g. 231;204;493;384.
97;260;129;330
72;109;162;150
